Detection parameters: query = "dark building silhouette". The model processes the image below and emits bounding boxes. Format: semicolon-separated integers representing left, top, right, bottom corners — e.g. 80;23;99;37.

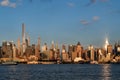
1;41;13;58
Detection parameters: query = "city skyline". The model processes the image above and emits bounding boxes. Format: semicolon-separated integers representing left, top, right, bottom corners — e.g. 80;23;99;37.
0;0;120;48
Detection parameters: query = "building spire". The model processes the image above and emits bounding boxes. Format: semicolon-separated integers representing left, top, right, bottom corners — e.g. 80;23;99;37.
104;37;109;51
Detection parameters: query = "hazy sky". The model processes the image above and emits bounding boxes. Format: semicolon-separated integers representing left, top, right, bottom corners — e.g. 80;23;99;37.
0;0;120;48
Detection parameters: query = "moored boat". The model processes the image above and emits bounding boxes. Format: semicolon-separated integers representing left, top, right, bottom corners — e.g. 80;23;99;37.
1;61;17;65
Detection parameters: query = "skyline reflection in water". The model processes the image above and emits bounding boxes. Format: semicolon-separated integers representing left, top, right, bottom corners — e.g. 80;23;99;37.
0;64;120;80
101;64;111;80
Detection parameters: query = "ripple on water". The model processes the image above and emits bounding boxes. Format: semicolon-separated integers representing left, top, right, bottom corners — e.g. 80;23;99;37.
0;64;120;80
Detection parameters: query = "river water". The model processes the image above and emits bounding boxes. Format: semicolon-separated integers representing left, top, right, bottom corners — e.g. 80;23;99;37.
0;64;120;80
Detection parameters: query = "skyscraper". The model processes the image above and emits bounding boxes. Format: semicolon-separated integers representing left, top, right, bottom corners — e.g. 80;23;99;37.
88;45;94;61
76;42;82;58
35;37;41;59
104;37;109;51
22;23;26;55
17;38;21;56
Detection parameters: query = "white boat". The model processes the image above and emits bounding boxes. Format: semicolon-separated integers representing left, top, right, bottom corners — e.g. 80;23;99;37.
1;61;17;65
27;61;38;64
90;61;98;64
74;57;85;64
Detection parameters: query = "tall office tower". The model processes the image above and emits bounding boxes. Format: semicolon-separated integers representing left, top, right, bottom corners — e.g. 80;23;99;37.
117;45;120;56
104;37;109;51
22;23;26;55
68;45;74;60
106;44;112;61
98;49;103;61
42;43;47;52
26;33;30;46
0;47;2;58
25;39;28;47
37;37;40;50
35;37;41;59
62;44;68;61
62;44;66;53
107;45;113;53
12;44;16;60
51;41;54;50
114;43;118;55
55;42;58;50
28;36;30;46
76;42;82;57
88;45;94;61
49;49;54;60
17;38;21;56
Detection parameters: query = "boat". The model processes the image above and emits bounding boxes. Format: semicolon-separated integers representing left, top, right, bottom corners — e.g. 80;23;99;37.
27;61;38;64
74;57;85;64
90;60;98;64
1;61;18;65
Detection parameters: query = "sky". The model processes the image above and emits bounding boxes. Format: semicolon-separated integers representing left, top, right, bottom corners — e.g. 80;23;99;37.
0;0;120;48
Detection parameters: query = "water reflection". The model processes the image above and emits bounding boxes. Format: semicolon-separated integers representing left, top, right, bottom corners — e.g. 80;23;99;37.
1;64;120;80
7;65;30;80
101;64;111;80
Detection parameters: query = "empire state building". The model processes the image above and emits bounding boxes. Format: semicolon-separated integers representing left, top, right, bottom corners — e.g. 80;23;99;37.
104;37;109;51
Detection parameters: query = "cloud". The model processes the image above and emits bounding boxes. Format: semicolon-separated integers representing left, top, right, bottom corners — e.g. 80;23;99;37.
86;0;96;6
80;16;100;25
100;0;109;2
67;2;75;7
9;3;16;8
93;16;99;21
1;0;9;6
0;0;17;8
80;20;90;25
109;10;120;14
86;0;109;6
29;0;52;3
40;0;52;2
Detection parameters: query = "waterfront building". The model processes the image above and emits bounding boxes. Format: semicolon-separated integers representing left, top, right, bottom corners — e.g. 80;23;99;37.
41;51;49;60
17;38;21;57
42;43;48;52
71;52;77;61
35;37;41;60
32;44;36;55
62;44;68;61
71;45;78;61
0;46;2;58
84;49;89;60
106;45;113;61
88;45;95;61
51;41;55;50
56;49;60;60
107;45;113;54
55;42;59;50
49;49;55;60
116;43;120;56
62;44;66;53
26;34;30;46
76;42;82;58
2;41;13;58
68;45;74;60
25;39;29;47
113;42;120;56
116;44;120;56
25;46;33;58
98;48;104;62
12;44;16;61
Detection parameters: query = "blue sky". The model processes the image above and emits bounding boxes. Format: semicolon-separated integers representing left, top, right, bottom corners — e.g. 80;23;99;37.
0;0;120;48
